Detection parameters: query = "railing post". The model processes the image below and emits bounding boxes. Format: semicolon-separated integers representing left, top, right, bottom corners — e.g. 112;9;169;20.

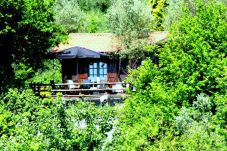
50;80;56;95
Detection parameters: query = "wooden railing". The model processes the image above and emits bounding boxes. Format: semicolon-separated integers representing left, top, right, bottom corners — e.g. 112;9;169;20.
30;83;52;97
30;81;128;99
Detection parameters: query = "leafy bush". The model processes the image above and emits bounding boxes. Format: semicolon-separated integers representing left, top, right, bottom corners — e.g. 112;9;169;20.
0;89;65;150
54;0;109;33
29;59;62;83
160;0;226;101
107;0;227;150
164;0;227;30
175;93;212;134
83;10;109;33
65;101;116;150
108;60;178;150
12;63;33;81
147;0;168;30
77;0;111;12
169;94;226;151
0;89;116;150
149;121;226;151
163;0;185;30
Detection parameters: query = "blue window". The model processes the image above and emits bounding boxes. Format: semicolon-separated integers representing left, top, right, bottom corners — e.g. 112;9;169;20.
89;62;107;81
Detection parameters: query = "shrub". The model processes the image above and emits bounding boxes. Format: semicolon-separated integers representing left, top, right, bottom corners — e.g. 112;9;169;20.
77;0;111;12
29;59;62;83
108;0;227;150
0;88;116;150
83;11;109;33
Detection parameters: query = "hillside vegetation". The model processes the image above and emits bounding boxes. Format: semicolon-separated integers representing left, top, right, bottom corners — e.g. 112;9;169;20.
0;0;226;150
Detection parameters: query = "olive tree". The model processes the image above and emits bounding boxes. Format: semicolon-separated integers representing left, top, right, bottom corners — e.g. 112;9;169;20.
107;0;153;66
107;0;153;38
54;0;85;33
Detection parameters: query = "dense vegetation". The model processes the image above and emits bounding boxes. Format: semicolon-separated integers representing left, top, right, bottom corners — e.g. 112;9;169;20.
109;1;227;149
54;0;110;33
0;0;66;91
0;0;226;150
0;89;116;150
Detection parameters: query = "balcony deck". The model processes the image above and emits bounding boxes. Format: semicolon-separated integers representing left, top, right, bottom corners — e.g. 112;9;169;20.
30;81;129;102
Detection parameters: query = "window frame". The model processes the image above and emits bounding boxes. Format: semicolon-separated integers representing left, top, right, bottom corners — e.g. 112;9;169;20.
89;62;108;79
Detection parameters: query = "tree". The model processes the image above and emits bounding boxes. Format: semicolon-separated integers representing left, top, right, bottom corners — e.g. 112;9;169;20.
107;0;153;66
163;0;184;30
147;0;168;30
0;0;65;90
77;0;111;12
108;0;227;150
163;0;226;30
107;0;152;38
159;0;226;101
54;0;85;33
54;0;110;33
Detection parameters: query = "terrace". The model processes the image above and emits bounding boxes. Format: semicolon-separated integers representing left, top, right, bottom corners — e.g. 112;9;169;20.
30;81;129;103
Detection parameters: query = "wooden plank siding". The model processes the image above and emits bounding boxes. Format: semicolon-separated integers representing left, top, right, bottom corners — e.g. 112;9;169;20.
62;59;77;82
78;59;88;82
108;73;118;82
108;62;118;82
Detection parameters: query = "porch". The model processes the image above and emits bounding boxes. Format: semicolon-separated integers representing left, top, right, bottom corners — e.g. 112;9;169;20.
30;81;129;103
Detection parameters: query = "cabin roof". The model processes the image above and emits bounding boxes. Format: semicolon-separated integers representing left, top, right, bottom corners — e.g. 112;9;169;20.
56;46;107;59
54;32;168;53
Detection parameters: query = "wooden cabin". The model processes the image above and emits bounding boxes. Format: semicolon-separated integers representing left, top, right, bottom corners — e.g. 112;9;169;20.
60;52;120;83
53;32;168;84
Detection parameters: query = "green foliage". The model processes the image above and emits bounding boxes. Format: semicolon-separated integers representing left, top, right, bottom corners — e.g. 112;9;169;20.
65;101;116;150
29;59;62;83
77;0;111;12
175;94;212;134
13;63;34;81
160;0;227;100
107;0;153;37
54;0;109;33
0;89;116;150
147;0;168;30
0;0;65;91
107;0;153;61
54;0;86;33
84;10;109;33
1;0;226;150
107;0;227;150
153;94;226;151
0;89;65;150
163;0;184;30
163;0;226;30
119;39;149;68
108;60;179;150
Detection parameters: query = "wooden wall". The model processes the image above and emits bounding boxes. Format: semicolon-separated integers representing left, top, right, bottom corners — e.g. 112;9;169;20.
78;59;88;82
108;62;118;82
62;59;77;82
